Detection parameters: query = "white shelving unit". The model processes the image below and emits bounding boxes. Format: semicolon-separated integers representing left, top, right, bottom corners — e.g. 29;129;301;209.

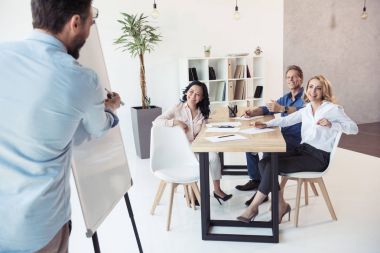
179;55;264;107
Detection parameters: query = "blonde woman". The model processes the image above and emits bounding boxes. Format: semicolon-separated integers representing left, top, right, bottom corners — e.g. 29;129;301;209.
237;75;358;223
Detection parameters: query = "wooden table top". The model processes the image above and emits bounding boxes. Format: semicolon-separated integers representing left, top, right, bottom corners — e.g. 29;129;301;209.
191;107;286;153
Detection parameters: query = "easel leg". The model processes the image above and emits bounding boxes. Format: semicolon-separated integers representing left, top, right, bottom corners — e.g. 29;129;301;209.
124;193;143;253
92;232;101;253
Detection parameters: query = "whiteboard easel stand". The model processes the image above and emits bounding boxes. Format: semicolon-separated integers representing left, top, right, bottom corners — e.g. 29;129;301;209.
90;192;143;253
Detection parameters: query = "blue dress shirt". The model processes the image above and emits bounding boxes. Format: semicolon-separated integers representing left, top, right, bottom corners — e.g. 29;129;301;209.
0;30;115;252
261;88;304;150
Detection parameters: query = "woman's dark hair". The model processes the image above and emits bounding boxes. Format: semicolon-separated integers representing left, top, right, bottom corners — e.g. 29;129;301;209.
31;0;92;34
181;81;210;119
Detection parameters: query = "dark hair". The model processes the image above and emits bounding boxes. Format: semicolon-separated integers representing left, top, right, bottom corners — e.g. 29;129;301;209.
286;65;303;82
181;81;210;119
31;0;92;34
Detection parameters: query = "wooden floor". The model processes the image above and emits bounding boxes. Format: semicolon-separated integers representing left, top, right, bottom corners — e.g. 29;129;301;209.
339;122;380;158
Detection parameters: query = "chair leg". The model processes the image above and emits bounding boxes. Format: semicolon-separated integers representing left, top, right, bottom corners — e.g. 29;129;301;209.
150;180;167;215
294;178;303;227
316;178;337;220
304;181;309;205
190;182;201;205
166;183;178;231
310;182;319;196
188;184;196;210
183;184;190;208
280;176;288;190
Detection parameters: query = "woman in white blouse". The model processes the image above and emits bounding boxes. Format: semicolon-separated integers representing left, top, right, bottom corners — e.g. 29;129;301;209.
237;75;358;223
153;81;232;204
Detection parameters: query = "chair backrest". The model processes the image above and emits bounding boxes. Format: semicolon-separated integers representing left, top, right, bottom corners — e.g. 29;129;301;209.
150;126;199;173
316;131;342;177
327;131;342;168
282;131;342;178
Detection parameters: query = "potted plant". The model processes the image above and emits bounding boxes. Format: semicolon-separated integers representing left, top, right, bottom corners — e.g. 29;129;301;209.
114;13;162;159
204;45;211;57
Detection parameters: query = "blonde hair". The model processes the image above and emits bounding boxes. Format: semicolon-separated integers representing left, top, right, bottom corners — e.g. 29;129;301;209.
303;75;335;103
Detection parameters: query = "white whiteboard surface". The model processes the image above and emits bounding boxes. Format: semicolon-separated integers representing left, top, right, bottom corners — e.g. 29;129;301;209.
72;24;132;237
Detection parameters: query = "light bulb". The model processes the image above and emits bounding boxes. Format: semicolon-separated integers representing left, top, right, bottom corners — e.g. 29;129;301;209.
361;7;368;19
233;6;240;20
152;3;159;19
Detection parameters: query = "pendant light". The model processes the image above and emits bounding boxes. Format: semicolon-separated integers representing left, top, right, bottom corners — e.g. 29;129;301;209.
361;0;368;19
152;0;159;19
233;0;240;20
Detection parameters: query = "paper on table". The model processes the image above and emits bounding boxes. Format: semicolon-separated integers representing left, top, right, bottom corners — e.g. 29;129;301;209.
205;134;247;143
232;115;264;121
206;122;241;128
239;128;276;135
205;128;240;133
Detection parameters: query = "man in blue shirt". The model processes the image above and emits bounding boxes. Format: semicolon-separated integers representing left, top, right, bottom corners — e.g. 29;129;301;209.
235;65;304;205
0;0;121;252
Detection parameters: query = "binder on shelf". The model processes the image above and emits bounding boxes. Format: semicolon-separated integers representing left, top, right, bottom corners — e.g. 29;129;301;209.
228;60;233;79
247;66;251;78
234;80;245;100
208;67;216;80
188;67;199;81
254;85;263;98
228;81;234;101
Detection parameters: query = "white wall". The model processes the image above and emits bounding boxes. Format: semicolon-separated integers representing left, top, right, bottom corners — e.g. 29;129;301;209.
0;0;284;155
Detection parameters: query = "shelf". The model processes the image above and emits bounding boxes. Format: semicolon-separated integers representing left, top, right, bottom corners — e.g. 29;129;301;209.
180;55;264;106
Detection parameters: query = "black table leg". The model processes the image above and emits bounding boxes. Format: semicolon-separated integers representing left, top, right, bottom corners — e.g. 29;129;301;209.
271;152;279;242
199;152;210;239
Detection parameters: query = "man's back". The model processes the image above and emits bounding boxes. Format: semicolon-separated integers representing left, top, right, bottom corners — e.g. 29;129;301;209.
0;30;110;252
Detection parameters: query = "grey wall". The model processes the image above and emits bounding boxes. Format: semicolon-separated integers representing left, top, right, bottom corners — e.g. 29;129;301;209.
284;0;380;124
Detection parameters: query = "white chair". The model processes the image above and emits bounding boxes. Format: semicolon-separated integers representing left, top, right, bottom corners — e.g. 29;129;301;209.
149;126;201;231
280;132;342;227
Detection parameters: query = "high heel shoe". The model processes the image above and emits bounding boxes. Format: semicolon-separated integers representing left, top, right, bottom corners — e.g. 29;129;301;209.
213;192;232;205
279;204;291;223
236;210;258;223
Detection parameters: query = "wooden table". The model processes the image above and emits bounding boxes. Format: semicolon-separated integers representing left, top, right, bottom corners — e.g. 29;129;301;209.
191;107;286;243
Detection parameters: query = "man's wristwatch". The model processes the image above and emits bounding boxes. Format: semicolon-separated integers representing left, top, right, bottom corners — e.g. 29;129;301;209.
284;106;289;113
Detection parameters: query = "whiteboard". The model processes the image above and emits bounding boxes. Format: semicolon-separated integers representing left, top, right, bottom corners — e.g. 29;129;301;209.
72;24;132;237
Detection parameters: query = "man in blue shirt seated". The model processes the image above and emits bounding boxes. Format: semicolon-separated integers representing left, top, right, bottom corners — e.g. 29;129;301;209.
0;0;121;252
235;65;304;205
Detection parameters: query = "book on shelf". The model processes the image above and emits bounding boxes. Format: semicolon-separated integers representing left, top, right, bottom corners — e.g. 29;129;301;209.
208;67;216;80
209;82;225;102
254;85;263;98
234;65;246;79
188;67;198;81
216;82;225;101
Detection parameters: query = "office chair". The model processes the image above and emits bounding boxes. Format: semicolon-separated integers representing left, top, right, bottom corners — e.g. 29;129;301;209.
280;132;342;227
149;126;201;231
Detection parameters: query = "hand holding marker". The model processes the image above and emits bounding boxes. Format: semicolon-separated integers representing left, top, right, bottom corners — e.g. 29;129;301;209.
105;88;125;106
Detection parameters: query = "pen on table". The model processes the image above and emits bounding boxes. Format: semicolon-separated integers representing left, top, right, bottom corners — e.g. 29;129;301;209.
218;134;235;138
240;113;246;118
105;88;125;106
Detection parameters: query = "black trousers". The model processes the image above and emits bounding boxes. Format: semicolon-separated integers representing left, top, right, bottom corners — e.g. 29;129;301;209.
258;143;330;195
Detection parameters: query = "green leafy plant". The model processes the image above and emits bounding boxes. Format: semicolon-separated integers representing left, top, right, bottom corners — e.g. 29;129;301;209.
114;13;162;108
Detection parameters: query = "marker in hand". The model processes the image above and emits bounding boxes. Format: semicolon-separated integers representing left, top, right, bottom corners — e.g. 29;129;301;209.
105;88;125;106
